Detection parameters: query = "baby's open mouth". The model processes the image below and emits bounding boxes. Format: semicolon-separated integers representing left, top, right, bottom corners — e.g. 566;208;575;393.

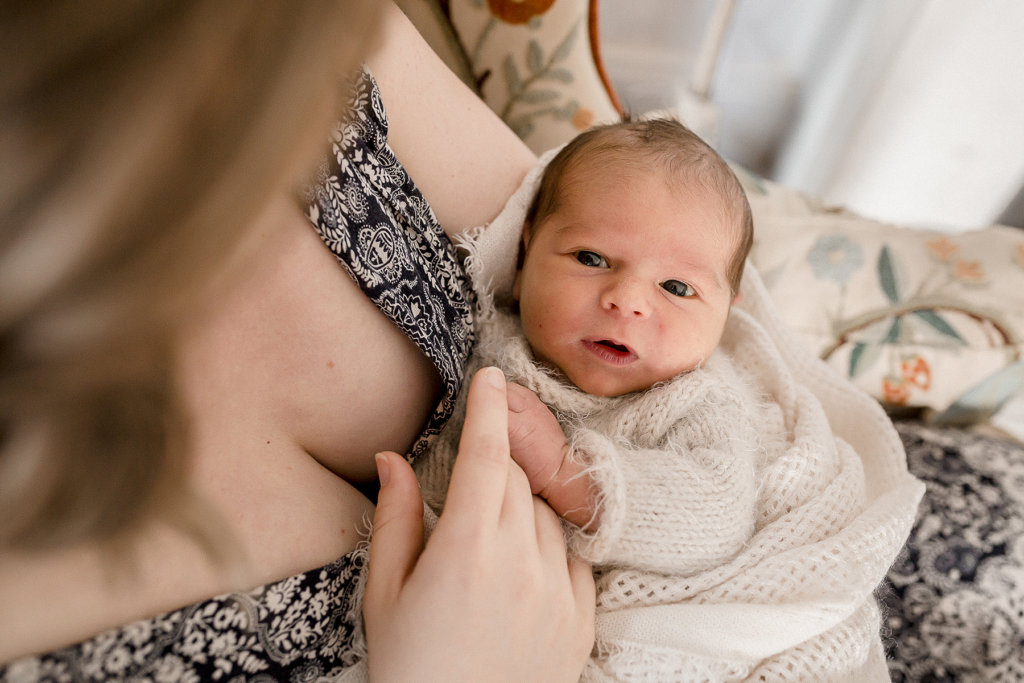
596;340;629;353
583;338;637;365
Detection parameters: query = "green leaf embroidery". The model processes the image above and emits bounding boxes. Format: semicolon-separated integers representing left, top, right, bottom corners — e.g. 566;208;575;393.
850;343;866;376
883;317;903;344
543;67;574;83
877;245;900;303
912;310;967;345
554;100;579;121
527;39;544;74
849;342;883;378
518;88;560;104
504;55;522;97
933;360;1024;426
551;21;580;64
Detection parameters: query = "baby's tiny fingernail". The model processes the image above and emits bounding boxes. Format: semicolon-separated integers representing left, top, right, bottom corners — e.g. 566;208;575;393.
482;366;505;389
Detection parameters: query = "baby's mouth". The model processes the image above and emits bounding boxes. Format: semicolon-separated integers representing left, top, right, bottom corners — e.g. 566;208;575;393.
583;339;638;365
597;340;629;353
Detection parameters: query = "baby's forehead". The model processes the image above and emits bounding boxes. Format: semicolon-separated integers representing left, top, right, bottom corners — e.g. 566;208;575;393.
557;157;741;237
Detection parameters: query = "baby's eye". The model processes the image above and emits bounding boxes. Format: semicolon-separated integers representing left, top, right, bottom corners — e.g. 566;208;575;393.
575;250;608;268
661;279;695;298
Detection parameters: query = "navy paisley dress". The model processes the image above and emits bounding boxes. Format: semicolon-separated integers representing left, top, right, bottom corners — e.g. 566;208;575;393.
1;70;474;683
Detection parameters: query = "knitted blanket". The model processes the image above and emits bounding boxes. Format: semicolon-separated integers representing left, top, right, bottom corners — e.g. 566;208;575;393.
434;152;926;682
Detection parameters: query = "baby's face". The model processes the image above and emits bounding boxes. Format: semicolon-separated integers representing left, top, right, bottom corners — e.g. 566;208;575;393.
515;164;738;397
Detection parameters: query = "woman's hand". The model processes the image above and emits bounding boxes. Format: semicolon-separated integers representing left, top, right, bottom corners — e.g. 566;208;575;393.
363;367;595;682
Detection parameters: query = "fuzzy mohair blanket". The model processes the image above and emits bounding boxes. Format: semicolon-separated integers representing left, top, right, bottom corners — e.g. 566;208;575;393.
418;152;925;682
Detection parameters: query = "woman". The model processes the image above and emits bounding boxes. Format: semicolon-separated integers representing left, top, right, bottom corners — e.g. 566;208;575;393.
0;1;594;679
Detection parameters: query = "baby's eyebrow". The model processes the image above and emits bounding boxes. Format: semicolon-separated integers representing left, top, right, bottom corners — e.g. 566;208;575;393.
553;222;584;237
675;261;727;292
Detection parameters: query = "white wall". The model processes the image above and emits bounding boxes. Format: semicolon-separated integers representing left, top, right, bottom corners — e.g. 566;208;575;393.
599;0;1024;231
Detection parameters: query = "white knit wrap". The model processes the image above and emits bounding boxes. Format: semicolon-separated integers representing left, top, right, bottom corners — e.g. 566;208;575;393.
412;152;925;682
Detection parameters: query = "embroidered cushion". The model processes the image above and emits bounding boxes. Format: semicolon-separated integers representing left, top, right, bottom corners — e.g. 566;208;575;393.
398;0;623;153
740;168;1024;424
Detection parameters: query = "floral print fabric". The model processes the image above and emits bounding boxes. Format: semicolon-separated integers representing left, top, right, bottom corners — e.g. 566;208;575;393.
1;69;473;682
3;555;368;682
305;68;474;462
882;422;1024;682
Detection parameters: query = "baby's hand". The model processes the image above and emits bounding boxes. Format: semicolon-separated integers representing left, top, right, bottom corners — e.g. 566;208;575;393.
506;383;598;529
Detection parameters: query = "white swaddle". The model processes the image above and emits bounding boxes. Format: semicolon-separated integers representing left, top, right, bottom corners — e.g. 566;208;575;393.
453;152;924;681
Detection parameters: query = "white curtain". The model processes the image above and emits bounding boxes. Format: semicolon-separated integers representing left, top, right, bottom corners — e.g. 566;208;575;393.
774;0;1024;232
601;0;1024;232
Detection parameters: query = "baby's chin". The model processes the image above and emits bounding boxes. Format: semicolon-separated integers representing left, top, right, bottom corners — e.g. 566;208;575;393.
564;364;699;397
534;349;695;396
567;371;663;398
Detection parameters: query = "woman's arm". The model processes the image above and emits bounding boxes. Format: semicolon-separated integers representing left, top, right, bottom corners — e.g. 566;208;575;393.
366;2;536;235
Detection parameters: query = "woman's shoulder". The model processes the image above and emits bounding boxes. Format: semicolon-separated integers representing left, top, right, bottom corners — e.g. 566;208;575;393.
1;550;369;682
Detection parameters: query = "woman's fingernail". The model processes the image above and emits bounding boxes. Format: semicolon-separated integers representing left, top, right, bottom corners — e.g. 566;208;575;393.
483;366;505;389
375;452;390;487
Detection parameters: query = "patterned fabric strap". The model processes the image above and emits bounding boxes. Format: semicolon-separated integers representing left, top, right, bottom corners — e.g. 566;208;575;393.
305;68;475;463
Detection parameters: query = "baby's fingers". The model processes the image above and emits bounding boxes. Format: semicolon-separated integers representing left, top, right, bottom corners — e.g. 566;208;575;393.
506;380;542;414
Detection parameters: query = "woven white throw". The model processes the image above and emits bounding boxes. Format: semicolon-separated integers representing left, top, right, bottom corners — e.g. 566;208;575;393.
428;152;926;682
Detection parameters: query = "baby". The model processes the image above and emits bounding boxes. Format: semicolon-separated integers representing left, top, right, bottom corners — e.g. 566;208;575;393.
410;116;917;681
415;118;765;677
504;117;755;535
419;117;757;544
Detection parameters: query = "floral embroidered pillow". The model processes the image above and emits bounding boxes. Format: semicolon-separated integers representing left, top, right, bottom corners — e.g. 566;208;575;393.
741;171;1024;424
437;0;623;153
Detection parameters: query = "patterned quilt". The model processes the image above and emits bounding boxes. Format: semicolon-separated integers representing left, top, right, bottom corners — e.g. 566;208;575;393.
882;422;1024;681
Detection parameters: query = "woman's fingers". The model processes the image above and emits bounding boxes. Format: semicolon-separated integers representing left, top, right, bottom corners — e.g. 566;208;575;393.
364;451;424;609
568;555;597;658
443;367;513;525
569;555;597;609
363;367;597;681
499;457;540;548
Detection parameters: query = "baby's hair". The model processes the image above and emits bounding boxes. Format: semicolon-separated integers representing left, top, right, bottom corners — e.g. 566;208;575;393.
527;118;753;295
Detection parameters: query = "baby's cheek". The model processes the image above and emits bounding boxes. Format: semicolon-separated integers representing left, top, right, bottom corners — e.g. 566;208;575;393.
654;352;702;382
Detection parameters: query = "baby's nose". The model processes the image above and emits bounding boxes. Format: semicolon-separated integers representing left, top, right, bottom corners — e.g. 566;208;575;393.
600;278;651;317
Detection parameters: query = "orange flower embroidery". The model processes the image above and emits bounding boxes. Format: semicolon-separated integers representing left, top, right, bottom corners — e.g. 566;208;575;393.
487;0;556;24
953;259;985;283
926;237;959;262
900;356;931;390
882;377;910;406
572;107;595;130
1015;242;1024;269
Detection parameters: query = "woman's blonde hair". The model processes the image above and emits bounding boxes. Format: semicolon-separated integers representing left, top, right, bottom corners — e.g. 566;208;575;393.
0;1;382;549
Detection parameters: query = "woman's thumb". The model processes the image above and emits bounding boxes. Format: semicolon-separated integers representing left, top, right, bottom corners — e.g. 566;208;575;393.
365;451;424;604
